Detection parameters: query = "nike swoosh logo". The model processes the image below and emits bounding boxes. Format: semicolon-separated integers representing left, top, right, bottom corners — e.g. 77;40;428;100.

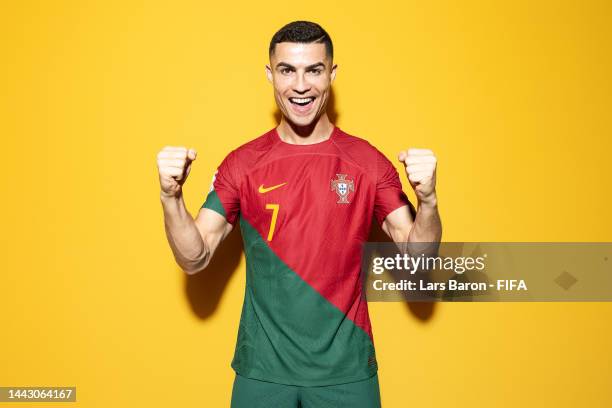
258;182;287;193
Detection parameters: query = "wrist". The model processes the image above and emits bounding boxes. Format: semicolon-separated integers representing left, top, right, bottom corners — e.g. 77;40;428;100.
160;189;182;203
417;192;438;209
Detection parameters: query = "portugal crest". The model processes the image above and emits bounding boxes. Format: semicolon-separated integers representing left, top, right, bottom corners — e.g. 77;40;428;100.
330;174;355;204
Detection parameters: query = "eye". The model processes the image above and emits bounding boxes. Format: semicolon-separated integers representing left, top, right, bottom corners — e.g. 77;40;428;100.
308;69;322;75
280;67;293;75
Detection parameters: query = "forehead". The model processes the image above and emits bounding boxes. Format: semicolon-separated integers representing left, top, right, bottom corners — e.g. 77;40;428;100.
270;42;330;66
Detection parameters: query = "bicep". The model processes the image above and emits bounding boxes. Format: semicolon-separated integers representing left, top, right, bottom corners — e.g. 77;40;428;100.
194;207;234;255
381;204;415;243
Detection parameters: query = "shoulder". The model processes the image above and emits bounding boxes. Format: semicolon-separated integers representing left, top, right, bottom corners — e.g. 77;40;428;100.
216;128;277;178
234;128;276;154
333;127;391;172
227;128;275;159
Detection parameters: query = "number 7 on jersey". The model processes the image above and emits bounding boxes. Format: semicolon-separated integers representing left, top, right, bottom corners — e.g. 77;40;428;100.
265;204;279;241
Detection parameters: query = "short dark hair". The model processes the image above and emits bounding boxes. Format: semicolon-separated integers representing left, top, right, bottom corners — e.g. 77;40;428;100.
269;21;333;60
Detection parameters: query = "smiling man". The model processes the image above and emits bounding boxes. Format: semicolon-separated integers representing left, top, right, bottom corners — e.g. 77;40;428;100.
157;21;442;407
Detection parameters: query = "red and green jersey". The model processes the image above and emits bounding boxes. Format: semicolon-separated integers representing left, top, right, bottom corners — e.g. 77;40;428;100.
202;126;410;386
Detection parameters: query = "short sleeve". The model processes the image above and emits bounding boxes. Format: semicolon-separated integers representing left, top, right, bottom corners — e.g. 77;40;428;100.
201;151;240;225
373;150;411;225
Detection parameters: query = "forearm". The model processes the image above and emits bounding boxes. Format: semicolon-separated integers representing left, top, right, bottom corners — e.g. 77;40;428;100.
160;193;210;274
408;196;442;244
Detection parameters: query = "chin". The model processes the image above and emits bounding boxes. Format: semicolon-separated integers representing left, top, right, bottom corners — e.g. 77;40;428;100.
283;112;315;128
290;116;316;127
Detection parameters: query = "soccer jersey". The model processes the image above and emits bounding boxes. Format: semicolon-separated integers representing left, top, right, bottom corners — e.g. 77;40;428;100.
202;125;410;386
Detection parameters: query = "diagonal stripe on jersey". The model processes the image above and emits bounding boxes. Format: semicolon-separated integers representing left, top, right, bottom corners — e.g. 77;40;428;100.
232;215;377;386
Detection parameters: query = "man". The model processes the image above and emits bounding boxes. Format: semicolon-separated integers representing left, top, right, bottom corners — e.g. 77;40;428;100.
157;21;441;408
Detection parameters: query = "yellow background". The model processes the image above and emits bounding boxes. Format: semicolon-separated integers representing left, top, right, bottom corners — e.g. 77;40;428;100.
2;0;611;407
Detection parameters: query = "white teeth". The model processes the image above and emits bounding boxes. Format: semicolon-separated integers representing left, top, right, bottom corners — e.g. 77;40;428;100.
290;97;314;103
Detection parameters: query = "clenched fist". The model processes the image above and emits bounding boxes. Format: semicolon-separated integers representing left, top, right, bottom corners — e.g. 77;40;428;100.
398;148;437;204
157;146;197;198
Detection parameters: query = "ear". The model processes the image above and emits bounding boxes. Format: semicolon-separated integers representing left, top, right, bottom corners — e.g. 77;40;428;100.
265;65;273;83
330;64;338;83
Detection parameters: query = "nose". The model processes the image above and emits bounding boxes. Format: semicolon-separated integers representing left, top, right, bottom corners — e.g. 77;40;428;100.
293;72;310;94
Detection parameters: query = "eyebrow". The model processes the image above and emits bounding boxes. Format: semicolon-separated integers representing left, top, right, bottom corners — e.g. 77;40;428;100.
276;62;326;70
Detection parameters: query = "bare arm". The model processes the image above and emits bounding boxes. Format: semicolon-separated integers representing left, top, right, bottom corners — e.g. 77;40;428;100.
382;201;441;243
382;148;442;247
161;194;233;275
157;145;233;275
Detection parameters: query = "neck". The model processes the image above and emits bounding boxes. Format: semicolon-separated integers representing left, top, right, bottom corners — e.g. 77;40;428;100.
277;114;334;145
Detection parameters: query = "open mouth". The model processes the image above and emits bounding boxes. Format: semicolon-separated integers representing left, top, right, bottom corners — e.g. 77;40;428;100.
289;97;316;106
